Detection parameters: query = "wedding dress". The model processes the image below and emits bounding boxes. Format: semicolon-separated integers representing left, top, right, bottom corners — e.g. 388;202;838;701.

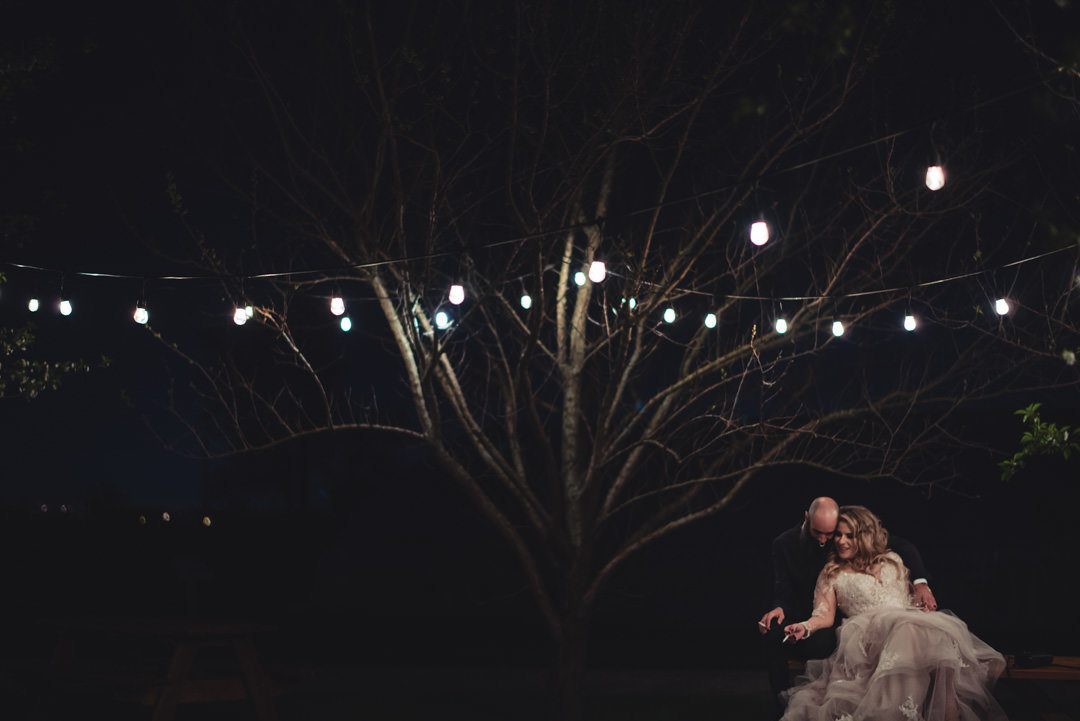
781;553;1007;721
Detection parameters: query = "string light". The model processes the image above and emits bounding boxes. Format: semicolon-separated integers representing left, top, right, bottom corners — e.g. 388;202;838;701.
233;307;248;325
202;516;212;527
750;221;770;246
448;284;465;305
340;316;352;331
832;320;845;337
27;298;39;312
588;261;607;283
925;165;946;191
330;296;345;316
245;304;254;319
663;307;676;323
775;317;788;334
59;299;73;316
162;512;171;522
574;271;586;286
994;298;1010;316
520;294;532;309
704;312;717;329
435;311;451;329
133;305;149;325
903;314;917;331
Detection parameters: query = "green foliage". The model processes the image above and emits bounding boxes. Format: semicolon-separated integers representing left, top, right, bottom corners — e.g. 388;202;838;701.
999;403;1080;481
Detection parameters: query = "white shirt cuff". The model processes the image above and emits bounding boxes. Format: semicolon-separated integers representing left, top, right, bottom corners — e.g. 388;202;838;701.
913;578;928;586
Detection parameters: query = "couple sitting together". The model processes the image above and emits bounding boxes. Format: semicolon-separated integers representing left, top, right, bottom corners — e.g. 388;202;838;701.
759;498;1007;720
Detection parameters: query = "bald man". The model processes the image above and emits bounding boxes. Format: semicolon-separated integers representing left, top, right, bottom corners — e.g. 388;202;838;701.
758;497;937;718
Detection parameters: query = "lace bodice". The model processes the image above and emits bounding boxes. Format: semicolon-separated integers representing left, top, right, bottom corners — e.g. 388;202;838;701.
810;552;913;624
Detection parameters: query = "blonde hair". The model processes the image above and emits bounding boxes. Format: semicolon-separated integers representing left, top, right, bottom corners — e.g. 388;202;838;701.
822;505;905;582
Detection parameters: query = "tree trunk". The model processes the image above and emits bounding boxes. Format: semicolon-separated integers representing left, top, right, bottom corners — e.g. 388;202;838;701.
550;607;590;721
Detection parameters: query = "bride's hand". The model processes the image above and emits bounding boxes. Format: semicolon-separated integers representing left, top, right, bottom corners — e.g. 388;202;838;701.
782;622;808;642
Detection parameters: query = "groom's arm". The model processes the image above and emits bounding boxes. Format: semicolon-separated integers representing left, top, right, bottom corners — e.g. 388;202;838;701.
771;534;797;618
889;534;929;584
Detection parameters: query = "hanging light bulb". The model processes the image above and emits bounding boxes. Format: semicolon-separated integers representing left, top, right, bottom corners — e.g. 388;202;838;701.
28;298;39;312
520;294;533;309
994;298;1010;316
330;296;345;316
435;311;451;329
202;516;212;527
59;299;73;316
233;307;248;325
774;317;788;334
750;221;770;246
903;314;917;332
832;320;845;337
628;298;637;310
925;165;945;191
448;284;465;305
574;271;586;286
133;305;149;325
162;512;171;523
588;261;606;283
245;304;254;319
704;312;717;329
663;307;676;324
340;316;352;332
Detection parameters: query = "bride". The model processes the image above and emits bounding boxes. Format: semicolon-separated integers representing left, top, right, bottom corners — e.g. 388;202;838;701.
780;506;1007;721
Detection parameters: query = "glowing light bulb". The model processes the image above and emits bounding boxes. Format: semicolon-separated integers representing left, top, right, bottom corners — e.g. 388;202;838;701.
903;314;917;332
448;284;465;305
202;516;212;527
994;298;1010;316
663;307;676;323
138;515;147;525
832;320;845;337
520;294;533;309
330;296;345;316
704;312;717;329
340;316;352;332
133;306;149;325
162;512;171;522
435;311;451;329
627;298;637;310
588;261;606;283
925;165;945;191
245;304;254;319
775;318;788;334
750;221;770;246
233;307;248;325
59;300;72;316
28;298;39;312
574;271;586;286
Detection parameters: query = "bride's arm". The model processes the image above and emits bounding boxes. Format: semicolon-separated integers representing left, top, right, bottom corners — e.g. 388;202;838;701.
784;570;836;640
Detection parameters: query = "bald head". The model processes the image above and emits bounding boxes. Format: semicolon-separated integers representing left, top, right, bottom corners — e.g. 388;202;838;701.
804;496;839;546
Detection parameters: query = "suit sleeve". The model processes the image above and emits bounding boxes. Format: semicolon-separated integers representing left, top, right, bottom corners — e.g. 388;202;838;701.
889;534;929;584
771;535;796;616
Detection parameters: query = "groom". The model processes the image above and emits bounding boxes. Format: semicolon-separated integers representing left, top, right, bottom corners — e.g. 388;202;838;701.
757;497;937;717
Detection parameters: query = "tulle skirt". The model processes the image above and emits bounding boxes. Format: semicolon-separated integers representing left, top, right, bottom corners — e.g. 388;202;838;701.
781;608;1007;721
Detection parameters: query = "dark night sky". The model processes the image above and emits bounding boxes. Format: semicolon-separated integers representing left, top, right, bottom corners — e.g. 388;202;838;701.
2;0;1080;672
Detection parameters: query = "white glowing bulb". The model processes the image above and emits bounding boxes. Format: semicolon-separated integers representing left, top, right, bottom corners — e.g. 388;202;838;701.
520;294;532;309
994;298;1010;316
750;221;770;246
574;271;586;286
903;314;917;332
588;261;607;283
330;296;345;316
832;320;845;337
925;165;945;191
435;311;451;329
245;304;254;319
28;298;40;312
448;284;465;305
233;307;248;325
628;298;637;310
775;318;788;334
340;316;352;332
704;312;717;329
663;307;676;324
162;512;171;522
133;306;149;324
59;299;72;316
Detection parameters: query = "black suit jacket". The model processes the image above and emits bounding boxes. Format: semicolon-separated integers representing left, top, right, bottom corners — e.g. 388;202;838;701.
771;522;930;620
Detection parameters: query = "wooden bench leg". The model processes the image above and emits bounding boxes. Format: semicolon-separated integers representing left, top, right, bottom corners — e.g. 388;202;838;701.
234;638;280;721
152;641;197;721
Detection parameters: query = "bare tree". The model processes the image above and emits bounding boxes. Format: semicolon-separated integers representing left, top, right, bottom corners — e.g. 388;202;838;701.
145;3;1080;717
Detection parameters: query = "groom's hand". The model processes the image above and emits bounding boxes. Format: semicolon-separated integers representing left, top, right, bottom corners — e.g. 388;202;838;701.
912;583;937;612
759;606;785;633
